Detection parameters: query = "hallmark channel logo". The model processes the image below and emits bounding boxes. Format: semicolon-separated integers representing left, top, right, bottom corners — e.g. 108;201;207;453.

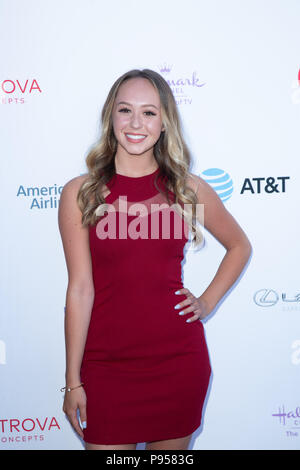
272;405;300;438
0;79;42;105
157;62;205;105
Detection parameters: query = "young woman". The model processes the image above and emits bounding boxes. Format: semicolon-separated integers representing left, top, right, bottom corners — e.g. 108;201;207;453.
58;68;252;450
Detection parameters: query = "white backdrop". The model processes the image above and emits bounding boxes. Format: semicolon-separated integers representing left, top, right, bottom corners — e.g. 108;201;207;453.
1;0;299;450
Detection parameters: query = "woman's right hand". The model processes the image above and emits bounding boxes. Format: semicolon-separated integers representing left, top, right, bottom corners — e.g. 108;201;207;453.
62;386;87;439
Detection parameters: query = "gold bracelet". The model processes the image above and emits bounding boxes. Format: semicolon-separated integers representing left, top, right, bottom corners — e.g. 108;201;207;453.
60;382;84;393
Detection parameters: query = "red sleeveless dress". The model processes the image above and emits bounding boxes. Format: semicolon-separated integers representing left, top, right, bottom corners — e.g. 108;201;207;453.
80;166;211;445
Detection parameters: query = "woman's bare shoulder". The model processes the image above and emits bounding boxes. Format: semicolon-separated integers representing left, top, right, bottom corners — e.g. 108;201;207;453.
58;173;94;291
61;173;110;200
187;171;218;196
186;172;199;191
186;172;206;195
62;173;89;192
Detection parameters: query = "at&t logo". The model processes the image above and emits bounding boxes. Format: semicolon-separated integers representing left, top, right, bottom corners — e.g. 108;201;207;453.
198;168;290;200
240;176;290;194
200;168;233;202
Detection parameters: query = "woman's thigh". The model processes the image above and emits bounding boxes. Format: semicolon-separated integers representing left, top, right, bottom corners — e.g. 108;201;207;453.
85;441;137;450
145;433;192;450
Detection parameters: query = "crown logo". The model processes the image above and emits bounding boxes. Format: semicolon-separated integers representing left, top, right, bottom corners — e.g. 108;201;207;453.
158;62;172;74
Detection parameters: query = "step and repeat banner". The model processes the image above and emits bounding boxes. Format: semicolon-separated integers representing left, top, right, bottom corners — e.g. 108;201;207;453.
1;0;299;450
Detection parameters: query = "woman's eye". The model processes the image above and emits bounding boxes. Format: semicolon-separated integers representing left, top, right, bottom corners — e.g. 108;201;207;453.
118;108;156;116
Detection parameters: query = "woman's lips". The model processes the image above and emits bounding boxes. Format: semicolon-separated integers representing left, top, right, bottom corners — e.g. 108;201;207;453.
125;133;147;143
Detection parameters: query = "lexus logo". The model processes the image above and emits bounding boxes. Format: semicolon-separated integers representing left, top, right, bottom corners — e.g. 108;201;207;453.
253;289;300;307
253;289;279;307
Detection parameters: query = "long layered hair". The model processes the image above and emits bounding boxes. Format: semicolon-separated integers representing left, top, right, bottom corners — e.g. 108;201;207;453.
77;68;203;246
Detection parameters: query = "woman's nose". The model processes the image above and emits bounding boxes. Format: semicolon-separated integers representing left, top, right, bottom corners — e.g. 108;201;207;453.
130;112;143;128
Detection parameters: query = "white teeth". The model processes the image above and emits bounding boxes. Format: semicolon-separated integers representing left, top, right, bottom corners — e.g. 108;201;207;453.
126;134;146;140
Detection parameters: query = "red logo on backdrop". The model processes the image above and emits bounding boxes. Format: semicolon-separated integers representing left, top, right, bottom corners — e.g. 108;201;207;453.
0;416;60;444
0;79;42;104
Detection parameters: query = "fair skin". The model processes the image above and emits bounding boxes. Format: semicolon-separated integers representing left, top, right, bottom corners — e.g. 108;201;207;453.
112;76;165;176
58;77;252;451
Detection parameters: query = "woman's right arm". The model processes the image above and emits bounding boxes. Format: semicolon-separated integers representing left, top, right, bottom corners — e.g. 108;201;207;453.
58;174;94;438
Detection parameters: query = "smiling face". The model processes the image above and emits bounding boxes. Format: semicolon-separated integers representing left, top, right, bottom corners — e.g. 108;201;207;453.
112;77;165;160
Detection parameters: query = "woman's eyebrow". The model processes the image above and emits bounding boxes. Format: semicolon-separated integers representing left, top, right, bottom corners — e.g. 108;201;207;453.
116;101;159;110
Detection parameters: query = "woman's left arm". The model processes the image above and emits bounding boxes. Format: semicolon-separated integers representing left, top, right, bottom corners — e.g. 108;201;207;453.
175;174;252;321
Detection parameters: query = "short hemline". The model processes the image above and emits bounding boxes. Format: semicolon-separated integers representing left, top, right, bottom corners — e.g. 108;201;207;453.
83;419;201;446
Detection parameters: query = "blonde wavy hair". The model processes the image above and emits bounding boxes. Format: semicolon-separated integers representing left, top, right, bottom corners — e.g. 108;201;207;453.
77;68;203;246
